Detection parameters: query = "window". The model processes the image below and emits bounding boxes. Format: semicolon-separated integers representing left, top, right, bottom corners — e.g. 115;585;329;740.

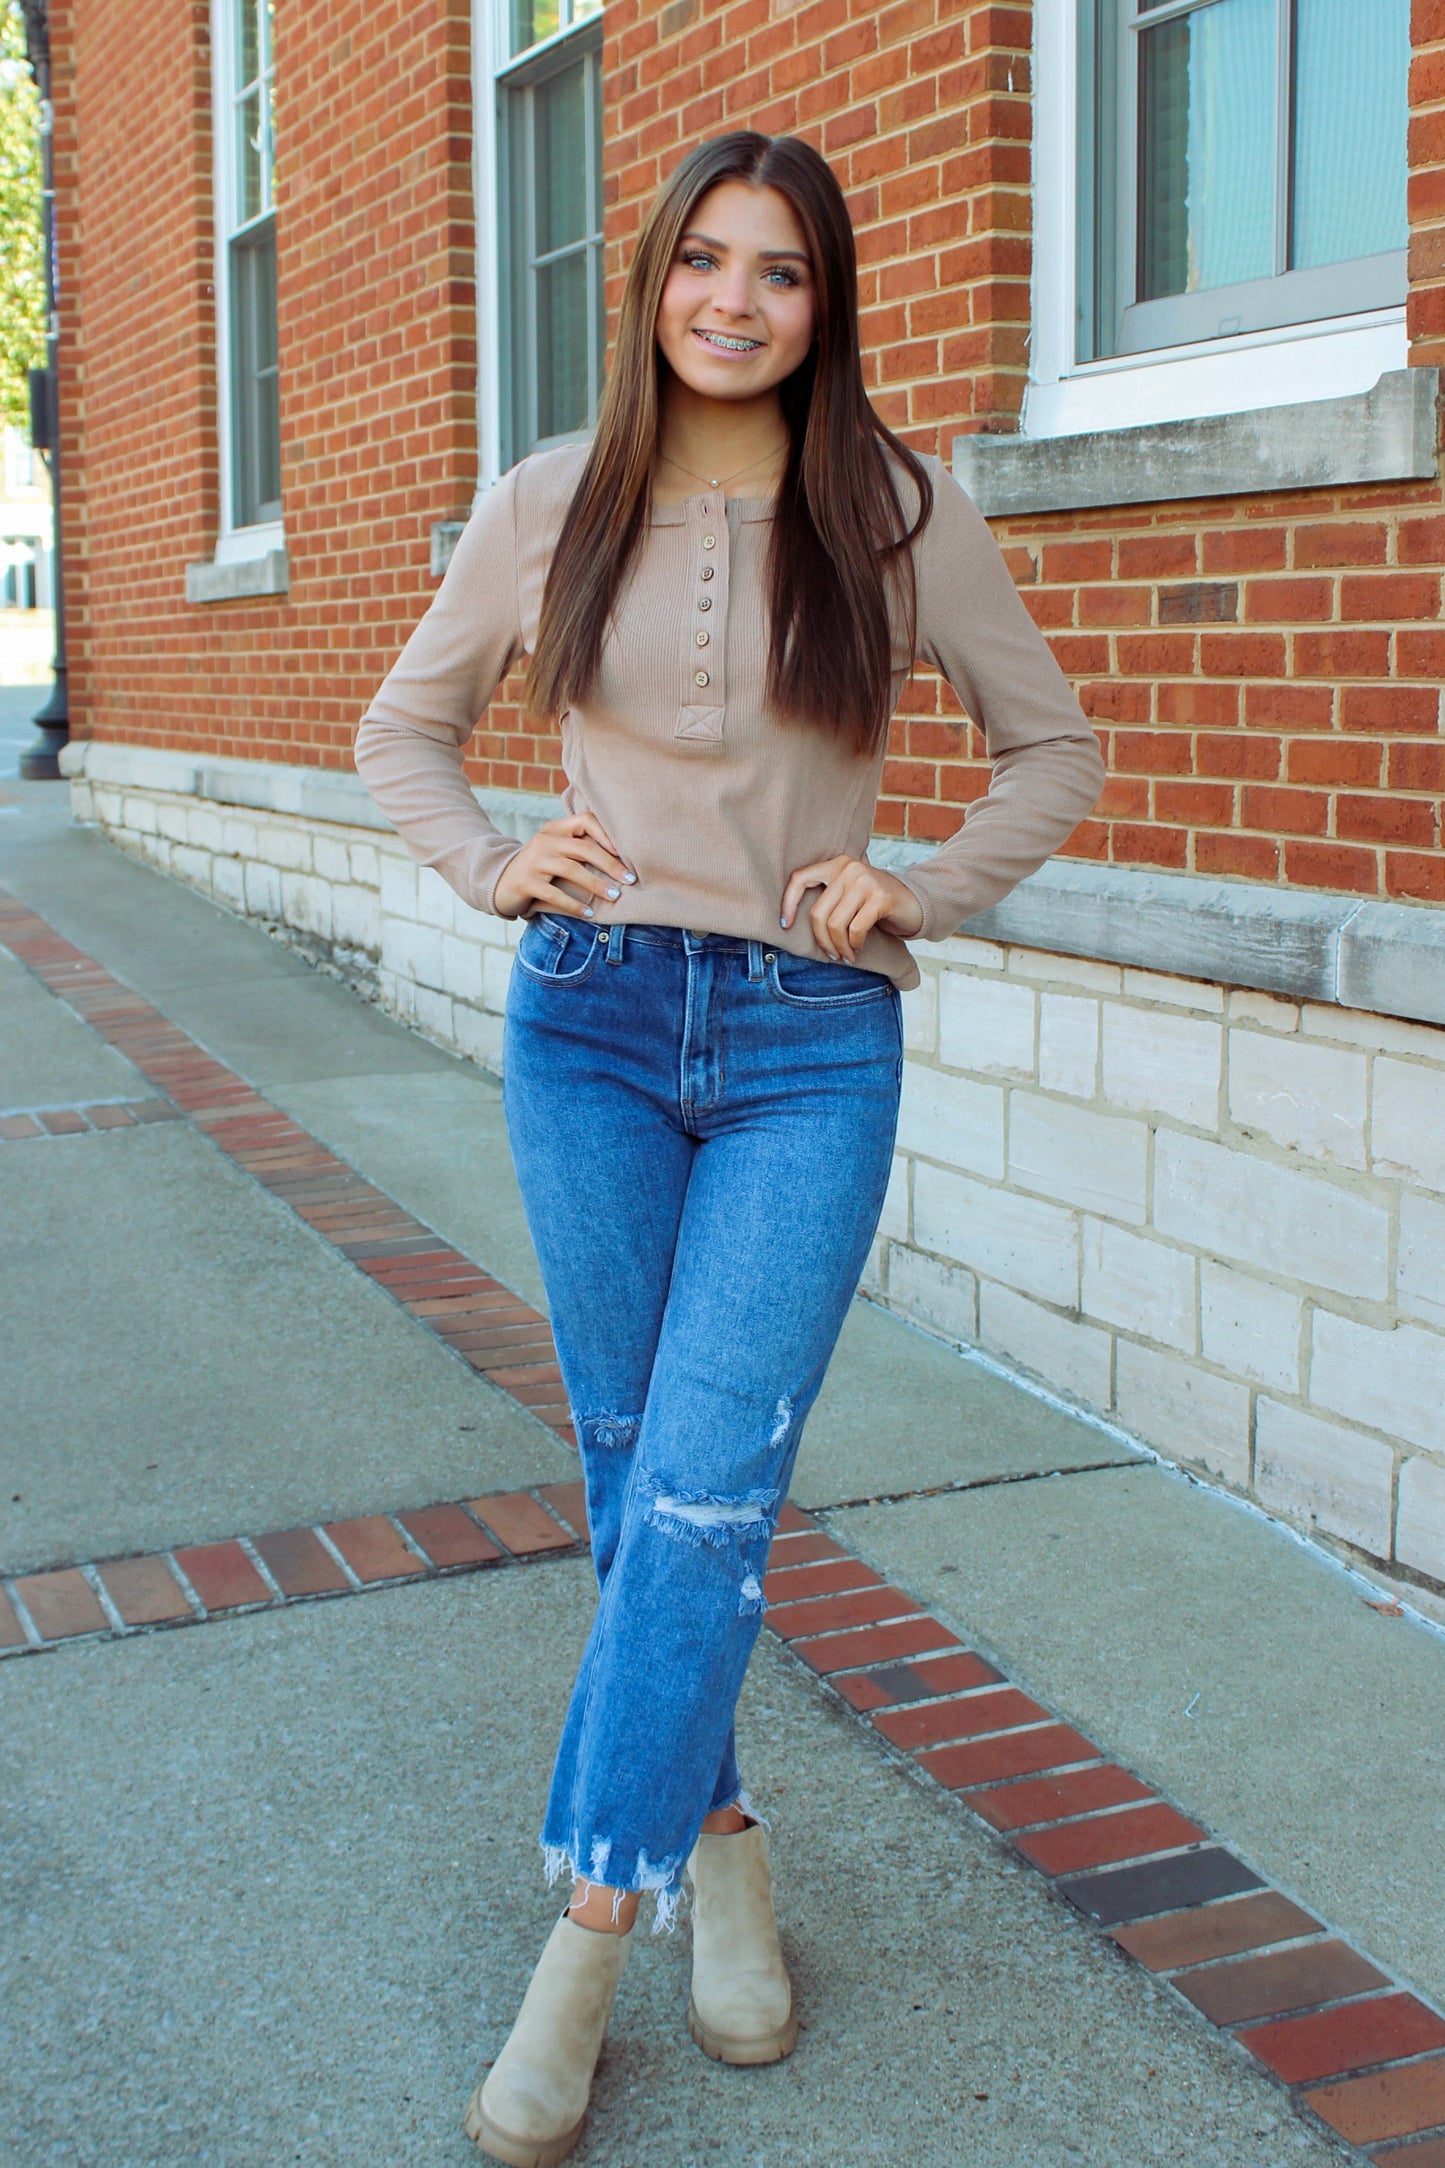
213;0;280;537
491;0;604;470
1079;0;1410;363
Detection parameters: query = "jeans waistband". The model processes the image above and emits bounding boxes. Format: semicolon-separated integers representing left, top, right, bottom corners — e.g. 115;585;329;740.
592;921;770;977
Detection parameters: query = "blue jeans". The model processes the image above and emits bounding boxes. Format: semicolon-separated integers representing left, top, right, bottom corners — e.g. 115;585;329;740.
502;918;903;1927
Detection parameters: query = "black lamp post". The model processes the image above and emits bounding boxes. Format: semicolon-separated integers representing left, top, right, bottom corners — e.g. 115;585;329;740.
18;0;68;782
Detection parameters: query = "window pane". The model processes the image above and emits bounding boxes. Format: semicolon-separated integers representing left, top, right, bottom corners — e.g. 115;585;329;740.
240;0;260;88
1138;0;1277;302
537;251;590;439
535;61;588;254
1293;0;1408;270
510;0;560;57
237;87;264;223
231;223;281;524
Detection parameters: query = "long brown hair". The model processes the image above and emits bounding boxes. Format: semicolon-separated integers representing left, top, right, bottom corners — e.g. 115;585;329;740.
524;132;933;757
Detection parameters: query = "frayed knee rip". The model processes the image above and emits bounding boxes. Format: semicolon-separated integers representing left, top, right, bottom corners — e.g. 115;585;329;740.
645;1486;777;1615
577;1412;642;1453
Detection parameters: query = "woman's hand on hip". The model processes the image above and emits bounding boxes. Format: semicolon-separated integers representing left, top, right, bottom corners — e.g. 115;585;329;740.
492;813;636;921
780;856;924;964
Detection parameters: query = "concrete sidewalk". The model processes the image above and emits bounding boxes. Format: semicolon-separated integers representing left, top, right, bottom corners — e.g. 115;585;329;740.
3;777;1442;2166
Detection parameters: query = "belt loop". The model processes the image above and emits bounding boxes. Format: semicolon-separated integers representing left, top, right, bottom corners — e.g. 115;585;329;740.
605;921;625;964
747;939;764;982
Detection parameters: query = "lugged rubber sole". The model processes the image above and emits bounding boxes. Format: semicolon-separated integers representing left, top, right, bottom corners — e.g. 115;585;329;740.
463;2083;587;2168
686;1995;800;2066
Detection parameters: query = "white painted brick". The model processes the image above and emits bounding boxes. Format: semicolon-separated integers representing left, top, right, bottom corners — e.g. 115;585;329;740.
1228;990;1299;1033
1255;1400;1394;1557
220;816;259;859
212;857;247;910
440;932;484;1002
860;1240;886;1295
938;974;1035;1077
886;1242;978;1343
1115;1342;1251;1485
1154;1132;1389;1300
170;845;213;890
1037;993;1098;1098
382;919;445;991
878;1155;909;1242
1082;1220;1195;1351
1398;1192;1445;1330
472;910;514;949
1008;1095;1148;1223
257;821;312;872
69;781;94;822
979;1282;1113;1407
244;862;281;918
379;855;418;917
1397;1456;1445;1580
187;806;225;854
1006;948;1121;994
897;1066;1005;1180
1301;1003;1445;1062
1102;1005;1221;1129
92;787;122;824
1310;1312;1445;1454
453;1003;504;1073
280;871;333;941
348;841;380;887
1121;967;1225;1013
120;794;159;835
157;801;191;845
331;886;380;953
1199;1262;1301;1393
313;834;352;884
482;945;515;1011
1227;1032;1367;1169
415;867;457;930
1372;1059;1445;1194
900;973;937;1055
913;1165;1078;1306
411;986;455;1041
913;933;1004;970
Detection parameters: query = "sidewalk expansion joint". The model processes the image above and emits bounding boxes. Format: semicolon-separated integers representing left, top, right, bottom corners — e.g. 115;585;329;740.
2;883;1441;2165
800;1455;1147;1516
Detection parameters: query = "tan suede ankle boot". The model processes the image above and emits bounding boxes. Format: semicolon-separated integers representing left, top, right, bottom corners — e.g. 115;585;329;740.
465;1912;631;2167
685;1822;798;2065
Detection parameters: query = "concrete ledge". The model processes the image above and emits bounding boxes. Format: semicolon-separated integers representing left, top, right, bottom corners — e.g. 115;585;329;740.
61;744;1445;1029
953;367;1440;516
184;551;290;605
431;522;466;578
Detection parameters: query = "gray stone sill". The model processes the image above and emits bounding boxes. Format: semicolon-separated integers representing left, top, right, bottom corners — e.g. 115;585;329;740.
184;550;290;605
952;367;1440;516
60;744;1445;1032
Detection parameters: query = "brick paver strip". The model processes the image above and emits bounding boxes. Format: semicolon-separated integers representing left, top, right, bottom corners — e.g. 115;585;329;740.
1110;1891;1324;1972
252;1527;352;1599
1056;1847;1266;1925
174;1542;272;1612
324;1516;427;1584
1305;2057;1445;2147
98;1554;195;1626
398;1504;502;1570
972;1764;1155;1833
5;887;1443;2162
13;1568;109;1640
1242;1997;1445;2088
1178;1941;1392;2027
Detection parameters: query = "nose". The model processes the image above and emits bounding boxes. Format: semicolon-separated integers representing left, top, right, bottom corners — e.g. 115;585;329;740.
712;263;757;319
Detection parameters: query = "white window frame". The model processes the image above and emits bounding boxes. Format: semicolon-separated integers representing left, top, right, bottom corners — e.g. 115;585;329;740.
210;0;283;562
470;0;603;501
1025;0;1408;441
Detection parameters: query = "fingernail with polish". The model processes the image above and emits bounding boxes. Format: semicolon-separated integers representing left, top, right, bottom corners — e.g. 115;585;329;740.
606;886;620;899
584;907;595;919
623;872;637;884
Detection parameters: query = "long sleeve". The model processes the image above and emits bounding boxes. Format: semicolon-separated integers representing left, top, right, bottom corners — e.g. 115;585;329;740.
892;457;1106;944
354;462;528;913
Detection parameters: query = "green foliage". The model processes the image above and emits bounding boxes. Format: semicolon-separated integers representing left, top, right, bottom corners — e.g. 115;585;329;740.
0;0;46;437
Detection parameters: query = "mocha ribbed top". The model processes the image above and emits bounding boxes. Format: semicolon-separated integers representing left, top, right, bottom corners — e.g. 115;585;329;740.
353;440;1104;991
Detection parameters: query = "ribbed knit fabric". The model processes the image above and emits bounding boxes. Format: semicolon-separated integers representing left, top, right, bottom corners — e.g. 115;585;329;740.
353;441;1105;991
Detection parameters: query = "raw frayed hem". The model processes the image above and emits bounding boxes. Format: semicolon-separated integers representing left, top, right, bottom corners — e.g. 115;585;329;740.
541;1837;686;1935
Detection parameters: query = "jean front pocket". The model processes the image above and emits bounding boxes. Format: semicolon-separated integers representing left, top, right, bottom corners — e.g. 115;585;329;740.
766;948;896;1010
513;912;605;986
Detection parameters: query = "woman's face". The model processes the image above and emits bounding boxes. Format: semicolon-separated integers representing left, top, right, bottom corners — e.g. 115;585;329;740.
655;179;816;402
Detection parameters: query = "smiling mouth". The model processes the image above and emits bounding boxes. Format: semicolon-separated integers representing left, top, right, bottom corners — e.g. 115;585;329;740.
692;328;764;354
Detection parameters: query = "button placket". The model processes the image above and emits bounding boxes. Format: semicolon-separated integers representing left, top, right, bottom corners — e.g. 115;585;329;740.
676;497;729;739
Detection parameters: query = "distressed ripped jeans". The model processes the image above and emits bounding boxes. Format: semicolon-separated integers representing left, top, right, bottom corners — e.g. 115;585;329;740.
502;917;903;1928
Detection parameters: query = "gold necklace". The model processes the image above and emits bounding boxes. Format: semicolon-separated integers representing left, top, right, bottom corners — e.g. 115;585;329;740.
658;441;789;492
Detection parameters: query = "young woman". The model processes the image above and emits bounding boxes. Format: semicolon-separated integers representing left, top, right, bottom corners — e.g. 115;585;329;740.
356;130;1103;2168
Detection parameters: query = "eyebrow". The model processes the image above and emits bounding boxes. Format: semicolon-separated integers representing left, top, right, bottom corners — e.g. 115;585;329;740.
680;229;810;264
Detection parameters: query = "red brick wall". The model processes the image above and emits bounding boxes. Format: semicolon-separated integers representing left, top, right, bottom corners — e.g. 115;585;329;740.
56;0;476;766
